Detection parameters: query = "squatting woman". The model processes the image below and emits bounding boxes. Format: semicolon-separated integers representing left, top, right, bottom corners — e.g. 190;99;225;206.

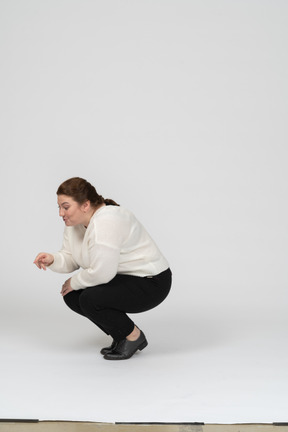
34;177;172;360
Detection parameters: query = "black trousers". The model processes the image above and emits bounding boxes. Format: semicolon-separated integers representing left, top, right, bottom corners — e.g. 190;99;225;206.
63;268;172;341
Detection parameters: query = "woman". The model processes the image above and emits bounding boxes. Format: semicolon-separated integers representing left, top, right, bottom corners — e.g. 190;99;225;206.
34;177;172;360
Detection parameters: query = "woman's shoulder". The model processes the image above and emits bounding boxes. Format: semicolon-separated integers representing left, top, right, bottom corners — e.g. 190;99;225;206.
88;206;136;242
96;205;132;217
92;205;137;226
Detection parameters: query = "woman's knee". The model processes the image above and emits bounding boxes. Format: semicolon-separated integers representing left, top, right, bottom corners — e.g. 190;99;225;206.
63;289;82;313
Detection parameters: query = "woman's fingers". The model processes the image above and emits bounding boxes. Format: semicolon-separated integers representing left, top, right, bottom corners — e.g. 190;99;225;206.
33;258;42;269
40;262;47;270
34;253;48;270
61;279;73;296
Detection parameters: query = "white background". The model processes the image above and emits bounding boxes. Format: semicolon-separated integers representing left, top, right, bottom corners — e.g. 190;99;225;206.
0;0;287;423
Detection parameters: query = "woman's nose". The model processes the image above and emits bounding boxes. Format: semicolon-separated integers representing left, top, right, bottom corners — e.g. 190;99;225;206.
59;208;65;217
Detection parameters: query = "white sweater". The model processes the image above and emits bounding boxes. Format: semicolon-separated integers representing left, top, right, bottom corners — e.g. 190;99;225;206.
49;205;169;290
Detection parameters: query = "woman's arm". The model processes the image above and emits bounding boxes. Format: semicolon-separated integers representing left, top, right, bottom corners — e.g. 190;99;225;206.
49;250;79;274
70;242;120;290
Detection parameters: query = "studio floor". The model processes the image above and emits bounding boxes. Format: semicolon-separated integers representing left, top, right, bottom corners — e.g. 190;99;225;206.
1;422;288;432
1;303;287;425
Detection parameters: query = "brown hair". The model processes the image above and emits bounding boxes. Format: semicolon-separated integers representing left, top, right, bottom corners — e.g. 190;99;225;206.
57;177;119;207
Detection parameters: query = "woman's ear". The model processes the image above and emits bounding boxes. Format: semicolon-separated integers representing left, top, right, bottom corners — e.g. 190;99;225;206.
82;200;91;213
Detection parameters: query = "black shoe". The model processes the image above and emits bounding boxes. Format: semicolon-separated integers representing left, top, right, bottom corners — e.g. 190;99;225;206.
100;339;118;355
104;330;148;360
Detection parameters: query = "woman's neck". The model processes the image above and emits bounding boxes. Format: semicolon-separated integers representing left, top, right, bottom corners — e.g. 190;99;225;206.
84;203;105;228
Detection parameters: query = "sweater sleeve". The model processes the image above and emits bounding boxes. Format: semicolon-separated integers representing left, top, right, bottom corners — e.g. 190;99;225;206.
70;242;120;290
49;228;80;274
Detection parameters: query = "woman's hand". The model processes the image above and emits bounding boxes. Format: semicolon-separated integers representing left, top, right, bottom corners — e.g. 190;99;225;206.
61;278;74;296
34;252;54;270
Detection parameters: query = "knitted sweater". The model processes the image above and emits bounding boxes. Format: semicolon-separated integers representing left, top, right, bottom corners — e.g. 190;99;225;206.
49;205;169;290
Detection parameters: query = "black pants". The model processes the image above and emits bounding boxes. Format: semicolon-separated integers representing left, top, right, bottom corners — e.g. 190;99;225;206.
64;268;172;341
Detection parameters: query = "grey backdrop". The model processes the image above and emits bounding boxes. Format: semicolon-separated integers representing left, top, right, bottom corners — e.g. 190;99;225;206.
0;0;287;422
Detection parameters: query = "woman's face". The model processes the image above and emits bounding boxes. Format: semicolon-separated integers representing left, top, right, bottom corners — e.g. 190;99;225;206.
57;194;88;226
